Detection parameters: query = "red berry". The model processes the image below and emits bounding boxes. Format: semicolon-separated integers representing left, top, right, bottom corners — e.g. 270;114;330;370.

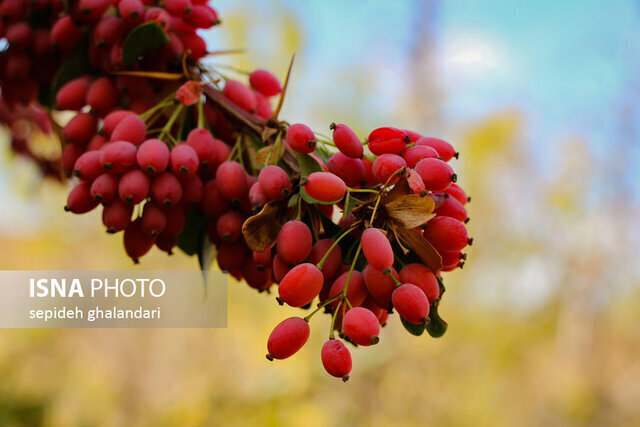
164;0;193;17
201;180;229;217
86;77;120;115
216;210;243;242
372;153;406;184
415;137;457;162
162;204;186;237
118;0;145;22
216;240;247;272
286;123;316;154
309;239;342;279
119;169;150;204
303;172;346;203
181;32;207;60
51;16;83;52
243;257;273;291
78;0;111;21
6;23;32;48
62;144;84;176
266;317;309;360
170;144;199;176
392;283;429;324
145;7;172;29
254;92;273;119
362;264;398;310
186;128;216;165
103;110;135;137
404;129;423;142
137;139;170;174
0;0;25;22
399;263;439;302
414;158;456;192
150;172;182;207
328;270;367;309
277;220;312;265
100;140;137;173
272;254;291;283
342;307;380;346
102;199;133;232
111;115;146;145
423;216;470;252
278;263;323;307
253;248;273;271
141;203;167;237
63;113;98;145
443;183;469;205
321;339;352;380
331;123;363;158
181;174;203;205
248;181;267;210
361;228;394;271
65;181;99;214
258;165;291;200
185;4;219;28
73;150;103;181
249;69;281;97
402;145;439;168
223;80;257;113
367;127;409;155
124;218;155;263
215;161;247;201
441;250;465;269
87;133;108;151
93;16;125;48
361;157;375;186
90;173;118;203
433;195;468;222
327;152;365;187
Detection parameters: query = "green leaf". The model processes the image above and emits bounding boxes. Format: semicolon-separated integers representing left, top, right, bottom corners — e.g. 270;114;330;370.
426;305;448;338
49;35;92;107
177;209;208;256
294;151;323;177
122;22;170;68
401;316;425;336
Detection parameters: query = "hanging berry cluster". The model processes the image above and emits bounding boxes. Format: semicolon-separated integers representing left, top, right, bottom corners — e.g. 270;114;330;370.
0;0;472;381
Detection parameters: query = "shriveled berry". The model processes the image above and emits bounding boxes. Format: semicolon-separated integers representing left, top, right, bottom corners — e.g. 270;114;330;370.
342;307;380;346
321;339;352;380
266;317;309;360
65;181;99;214
372;153;406;184
424;216;470;252
137;139;170;174
141;203;167;236
303;172;346;203
102;199;133;232
286;123;316;154
361;228;394;271
249;69;282;97
415;158;456;192
150;172;182;207
277;220;312;265
110;115;146;145
327;152;365;187
278;263;323;307
367;127;409;155
330;123;363;158
215;161;247;201
415;137;457;162
124;218;155;264
399;263;439;302
392;283;430;324
258;165;291;200
119;169;150;204
90;173;118;203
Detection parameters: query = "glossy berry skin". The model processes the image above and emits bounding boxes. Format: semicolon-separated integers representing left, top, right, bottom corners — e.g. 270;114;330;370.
248;181;267;210
372;154;406;184
361;228;394;271
331;123;363;159
444;183;469;205
272;254;292;283
164;0;193;17
215;161;247;201
118;0;145;22
63;113;97;145
223;80;257;113
216;211;243;242
170;144;199;177
242;257;273;291
392;283;430;324
424;216;470;252
399;263;439;302
151;172;182;207
277;220;312;265
363;264;398;310
433;195;468;222
186;128;216;165
141;203;167;237
102;199;133;233
327;152;366;187
111;115;146;145
328;271;367;309
303;172;347;203
90;173;118;203
414;158;456;192
103;110;135;137
361;157;375;186
309;239;342;279
249;69;281;97
56;77;90;110
258;166;291;201
342;307;380;346
441;251;465;269
137;139;170;174
86;77;119;115
185;4;220;28
119;169;150;204
286;123;316;154
101;141;137;174
415;137;457;162
73;150;103;181
278;263;323;307
403;145;439;168
253;248;273;271
321;339;352;380
51;16;83;52
266;317;309;360
65;182;99;214
367;127;409;155
124;218;155;264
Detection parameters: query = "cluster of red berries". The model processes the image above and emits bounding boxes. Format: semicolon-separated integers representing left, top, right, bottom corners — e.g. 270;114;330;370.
0;1;472;381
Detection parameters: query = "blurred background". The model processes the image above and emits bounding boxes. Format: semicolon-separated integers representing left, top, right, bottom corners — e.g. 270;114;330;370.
1;0;640;425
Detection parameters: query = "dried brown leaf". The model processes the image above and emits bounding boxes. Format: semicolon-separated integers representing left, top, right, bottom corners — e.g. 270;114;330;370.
255;143;285;165
384;194;435;229
261;126;279;143
242;201;285;252
382;179;410;204
395;226;443;272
